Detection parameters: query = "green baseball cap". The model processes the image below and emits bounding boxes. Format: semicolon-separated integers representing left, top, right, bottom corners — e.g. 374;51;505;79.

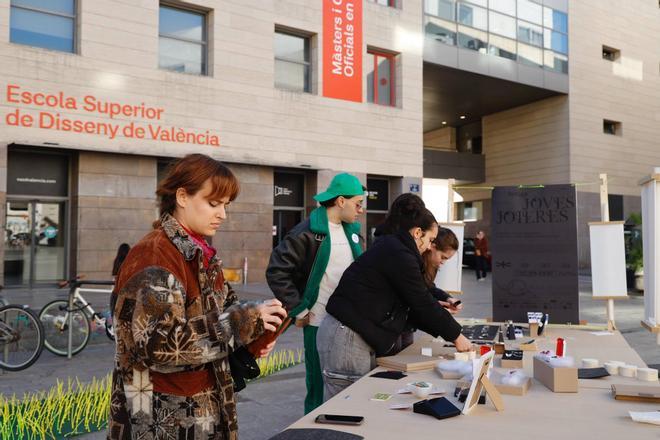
313;173;365;202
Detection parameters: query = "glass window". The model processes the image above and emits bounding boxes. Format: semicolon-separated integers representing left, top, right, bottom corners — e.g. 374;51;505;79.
425;16;457;45
367;51;396;106
518;43;542;67
488;34;516;60
159;6;206;75
489;0;515;16
518;20;543;46
544;50;568;73
458;2;487;30
458;25;488;53
543;7;567;33
9;0;75;53
544;29;568;54
424;0;456;21
12;0;74;15
371;0;395;5
517;0;542;25
489;11;516;38
465;0;487;6
274;31;310;92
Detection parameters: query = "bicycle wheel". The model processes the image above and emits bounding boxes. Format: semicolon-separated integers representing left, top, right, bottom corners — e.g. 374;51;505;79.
0;305;45;371
39;299;90;356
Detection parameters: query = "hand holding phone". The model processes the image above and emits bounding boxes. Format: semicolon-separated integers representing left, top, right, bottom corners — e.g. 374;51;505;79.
315;414;364;426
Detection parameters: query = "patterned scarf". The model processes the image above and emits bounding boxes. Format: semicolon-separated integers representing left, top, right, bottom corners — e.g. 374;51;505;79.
181;225;217;268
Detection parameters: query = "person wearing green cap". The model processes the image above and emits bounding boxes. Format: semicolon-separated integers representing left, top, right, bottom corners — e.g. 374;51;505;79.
266;172;366;413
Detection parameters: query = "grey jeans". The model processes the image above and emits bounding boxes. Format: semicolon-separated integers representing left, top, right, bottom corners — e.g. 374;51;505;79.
317;314;376;401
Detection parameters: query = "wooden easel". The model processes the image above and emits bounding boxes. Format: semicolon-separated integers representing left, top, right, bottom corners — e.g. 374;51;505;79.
592;174;627;331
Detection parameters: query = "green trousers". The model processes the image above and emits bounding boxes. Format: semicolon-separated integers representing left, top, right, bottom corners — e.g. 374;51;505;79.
303;325;323;414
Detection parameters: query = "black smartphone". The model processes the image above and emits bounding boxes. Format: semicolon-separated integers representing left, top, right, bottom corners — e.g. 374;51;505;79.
451;300;462;308
315;414;364;426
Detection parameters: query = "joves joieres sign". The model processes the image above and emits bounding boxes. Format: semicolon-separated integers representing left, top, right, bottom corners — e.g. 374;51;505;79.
492;185;579;324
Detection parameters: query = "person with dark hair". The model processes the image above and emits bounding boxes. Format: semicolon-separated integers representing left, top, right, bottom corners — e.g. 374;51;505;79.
423;227;463;314
111;243;130;278
318;202;472;400
475;230;489;281
266;172;365;414
108;154;286;439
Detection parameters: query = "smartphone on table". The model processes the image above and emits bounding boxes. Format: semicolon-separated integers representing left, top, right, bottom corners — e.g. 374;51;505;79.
315;414;364;426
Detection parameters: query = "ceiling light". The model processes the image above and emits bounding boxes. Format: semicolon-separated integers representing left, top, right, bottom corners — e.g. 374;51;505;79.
459;115;466;120
442;121;447;125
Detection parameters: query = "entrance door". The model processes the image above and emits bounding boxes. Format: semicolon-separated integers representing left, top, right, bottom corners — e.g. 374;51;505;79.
4;201;66;287
273;210;302;248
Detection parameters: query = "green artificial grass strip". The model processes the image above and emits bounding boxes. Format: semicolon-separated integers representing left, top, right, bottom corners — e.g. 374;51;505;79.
0;349;304;438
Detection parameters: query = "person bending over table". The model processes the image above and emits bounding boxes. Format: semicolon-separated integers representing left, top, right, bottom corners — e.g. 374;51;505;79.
317;201;472;401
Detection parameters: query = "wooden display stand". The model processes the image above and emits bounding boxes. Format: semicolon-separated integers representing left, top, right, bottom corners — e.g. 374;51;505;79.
462;351;504;414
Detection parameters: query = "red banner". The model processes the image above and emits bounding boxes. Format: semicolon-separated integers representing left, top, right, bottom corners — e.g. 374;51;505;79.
323;0;362;102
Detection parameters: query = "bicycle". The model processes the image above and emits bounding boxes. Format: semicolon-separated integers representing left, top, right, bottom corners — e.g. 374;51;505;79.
0;289;45;371
39;276;115;357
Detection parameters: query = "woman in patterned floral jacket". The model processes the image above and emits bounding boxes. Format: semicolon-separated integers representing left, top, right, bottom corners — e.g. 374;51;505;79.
108;154;286;439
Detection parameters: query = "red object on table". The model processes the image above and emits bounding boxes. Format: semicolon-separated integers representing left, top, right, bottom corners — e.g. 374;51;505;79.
556;338;565;357
480;346;492;356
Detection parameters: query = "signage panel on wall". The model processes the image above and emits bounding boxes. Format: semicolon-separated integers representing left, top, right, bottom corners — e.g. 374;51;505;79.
492;185;579;324
274;172;305;207
323;0;362;102
366;178;389;211
8;151;69;197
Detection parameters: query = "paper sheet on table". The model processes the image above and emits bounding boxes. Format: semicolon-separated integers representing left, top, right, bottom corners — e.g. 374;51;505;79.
629;411;660;426
590;331;614;336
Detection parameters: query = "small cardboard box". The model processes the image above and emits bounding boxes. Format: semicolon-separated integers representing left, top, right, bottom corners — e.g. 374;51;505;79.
519;341;538;351
501;350;524;369
533;356;578;393
494;376;532;396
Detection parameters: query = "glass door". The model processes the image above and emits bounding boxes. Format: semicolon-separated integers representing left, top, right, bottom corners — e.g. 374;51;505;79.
4;200;66;287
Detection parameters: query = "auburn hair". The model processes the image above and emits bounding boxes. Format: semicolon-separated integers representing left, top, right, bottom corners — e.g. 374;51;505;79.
154;154;239;226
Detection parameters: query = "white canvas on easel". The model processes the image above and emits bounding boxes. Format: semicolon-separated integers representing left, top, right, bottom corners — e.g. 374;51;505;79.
589;222;627;299
640;169;660;341
436;222;465;295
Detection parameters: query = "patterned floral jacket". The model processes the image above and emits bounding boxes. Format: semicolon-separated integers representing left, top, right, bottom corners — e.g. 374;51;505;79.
108;214;264;439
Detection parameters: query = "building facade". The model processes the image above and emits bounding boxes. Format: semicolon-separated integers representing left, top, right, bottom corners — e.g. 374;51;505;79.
0;0;426;287
1;0;658;289
422;0;660;268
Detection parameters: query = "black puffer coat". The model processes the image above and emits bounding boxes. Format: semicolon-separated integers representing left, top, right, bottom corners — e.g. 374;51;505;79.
327;231;462;356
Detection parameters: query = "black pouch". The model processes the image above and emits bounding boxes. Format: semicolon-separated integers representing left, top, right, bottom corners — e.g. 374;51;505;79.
228;346;261;392
413;397;462;420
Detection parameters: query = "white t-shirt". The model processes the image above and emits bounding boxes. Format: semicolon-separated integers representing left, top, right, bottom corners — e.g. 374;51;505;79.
309;221;354;326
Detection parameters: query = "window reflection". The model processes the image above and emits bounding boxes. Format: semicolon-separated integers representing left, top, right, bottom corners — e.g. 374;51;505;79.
544;50;568;73
544;29;568;54
10;0;75;53
518;20;543;47
488;34;516;60
426;16;457;45
518;43;542;67
423;0;568;74
458;2;487;30
424;0;456;21
458;25;488;53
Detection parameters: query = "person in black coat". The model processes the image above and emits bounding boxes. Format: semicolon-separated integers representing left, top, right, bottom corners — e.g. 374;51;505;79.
317;201;472;400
